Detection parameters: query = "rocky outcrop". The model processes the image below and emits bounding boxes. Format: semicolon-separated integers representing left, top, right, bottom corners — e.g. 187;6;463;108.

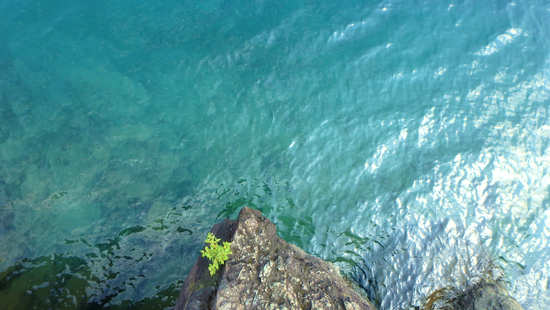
174;207;375;310
175;206;524;310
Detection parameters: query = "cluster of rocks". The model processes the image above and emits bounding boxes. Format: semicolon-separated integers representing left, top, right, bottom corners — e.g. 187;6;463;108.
174;207;523;310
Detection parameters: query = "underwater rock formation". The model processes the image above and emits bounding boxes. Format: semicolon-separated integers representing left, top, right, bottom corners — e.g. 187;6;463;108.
422;277;524;310
174;207;375;310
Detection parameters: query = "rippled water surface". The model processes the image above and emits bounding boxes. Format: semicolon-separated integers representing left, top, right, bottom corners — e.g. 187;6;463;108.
1;0;549;309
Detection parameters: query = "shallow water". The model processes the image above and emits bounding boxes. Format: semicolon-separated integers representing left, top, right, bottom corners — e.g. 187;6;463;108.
0;0;549;309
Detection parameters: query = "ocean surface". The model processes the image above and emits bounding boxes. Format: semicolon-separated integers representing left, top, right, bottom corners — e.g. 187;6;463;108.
0;0;549;309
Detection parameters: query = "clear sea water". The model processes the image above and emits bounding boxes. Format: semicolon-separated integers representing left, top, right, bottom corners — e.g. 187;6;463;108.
0;0;549;309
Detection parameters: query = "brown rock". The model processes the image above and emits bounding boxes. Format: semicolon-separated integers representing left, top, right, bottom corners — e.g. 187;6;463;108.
175;207;375;310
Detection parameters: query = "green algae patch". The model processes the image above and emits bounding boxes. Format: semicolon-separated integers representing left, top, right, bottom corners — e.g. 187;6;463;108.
0;255;98;310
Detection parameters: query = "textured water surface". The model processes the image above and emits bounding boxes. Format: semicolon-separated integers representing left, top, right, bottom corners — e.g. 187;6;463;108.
0;0;549;309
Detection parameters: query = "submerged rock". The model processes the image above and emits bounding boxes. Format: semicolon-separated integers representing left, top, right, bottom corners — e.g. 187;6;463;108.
422;278;524;310
175;207;375;310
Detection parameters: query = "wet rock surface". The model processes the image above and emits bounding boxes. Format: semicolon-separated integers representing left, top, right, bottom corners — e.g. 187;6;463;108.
175;207;375;310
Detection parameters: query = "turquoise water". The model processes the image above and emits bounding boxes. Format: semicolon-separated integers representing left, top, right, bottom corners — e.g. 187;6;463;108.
0;0;549;308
